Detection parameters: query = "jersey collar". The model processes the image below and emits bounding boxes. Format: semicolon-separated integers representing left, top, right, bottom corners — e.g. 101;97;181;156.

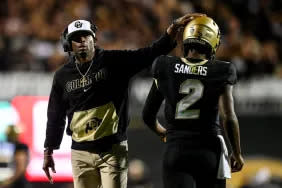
181;57;208;66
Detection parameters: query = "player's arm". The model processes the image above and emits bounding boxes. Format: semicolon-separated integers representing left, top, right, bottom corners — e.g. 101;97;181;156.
142;79;166;141
219;85;244;172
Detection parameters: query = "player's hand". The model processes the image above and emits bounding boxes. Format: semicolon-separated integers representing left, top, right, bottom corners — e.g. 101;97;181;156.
42;149;56;184
160;134;167;143
167;13;206;37
231;153;244;173
156;120;167;143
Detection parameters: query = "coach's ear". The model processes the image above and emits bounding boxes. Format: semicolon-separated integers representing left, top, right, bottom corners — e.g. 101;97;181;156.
94;36;98;47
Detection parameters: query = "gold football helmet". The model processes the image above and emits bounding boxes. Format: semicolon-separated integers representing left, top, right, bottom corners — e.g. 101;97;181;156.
183;16;220;58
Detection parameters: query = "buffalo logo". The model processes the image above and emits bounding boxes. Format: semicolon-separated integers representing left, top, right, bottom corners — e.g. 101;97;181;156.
85;117;102;134
189;27;195;34
74;21;83;28
205;30;212;39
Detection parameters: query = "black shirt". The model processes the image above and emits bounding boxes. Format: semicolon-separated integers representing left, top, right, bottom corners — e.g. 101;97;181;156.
44;33;176;152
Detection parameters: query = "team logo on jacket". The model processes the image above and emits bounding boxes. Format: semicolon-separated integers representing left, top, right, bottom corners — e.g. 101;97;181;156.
66;76;92;92
66;68;107;92
85;117;102;133
70;102;119;142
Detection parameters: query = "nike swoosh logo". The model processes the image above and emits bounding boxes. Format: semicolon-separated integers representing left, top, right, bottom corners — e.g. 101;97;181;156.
83;87;91;92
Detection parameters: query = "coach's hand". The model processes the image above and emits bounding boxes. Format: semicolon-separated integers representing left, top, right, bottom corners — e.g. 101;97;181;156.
42;148;56;184
167;12;206;39
231;153;244;173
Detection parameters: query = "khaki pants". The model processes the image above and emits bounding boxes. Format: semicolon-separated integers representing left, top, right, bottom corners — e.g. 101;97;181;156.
71;141;128;188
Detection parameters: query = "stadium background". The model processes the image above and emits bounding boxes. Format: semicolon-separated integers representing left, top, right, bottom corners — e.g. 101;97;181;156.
0;0;281;187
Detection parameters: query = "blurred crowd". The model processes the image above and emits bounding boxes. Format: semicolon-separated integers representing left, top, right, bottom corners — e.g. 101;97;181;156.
0;0;282;80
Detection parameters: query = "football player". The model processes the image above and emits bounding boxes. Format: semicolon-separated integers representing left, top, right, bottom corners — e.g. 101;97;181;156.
142;16;244;188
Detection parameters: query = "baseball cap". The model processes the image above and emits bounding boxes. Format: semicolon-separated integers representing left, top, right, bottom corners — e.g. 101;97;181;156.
67;20;95;40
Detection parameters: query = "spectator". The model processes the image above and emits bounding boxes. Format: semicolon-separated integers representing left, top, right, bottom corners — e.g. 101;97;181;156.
0;125;30;188
0;0;281;79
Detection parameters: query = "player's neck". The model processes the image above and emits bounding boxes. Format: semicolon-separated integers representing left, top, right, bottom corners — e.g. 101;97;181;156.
186;55;206;60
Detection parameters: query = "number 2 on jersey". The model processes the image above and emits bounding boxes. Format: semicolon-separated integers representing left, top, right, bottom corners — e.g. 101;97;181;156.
175;79;204;119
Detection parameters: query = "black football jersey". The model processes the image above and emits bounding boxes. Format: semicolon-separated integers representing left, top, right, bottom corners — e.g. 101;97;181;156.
151;55;237;135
